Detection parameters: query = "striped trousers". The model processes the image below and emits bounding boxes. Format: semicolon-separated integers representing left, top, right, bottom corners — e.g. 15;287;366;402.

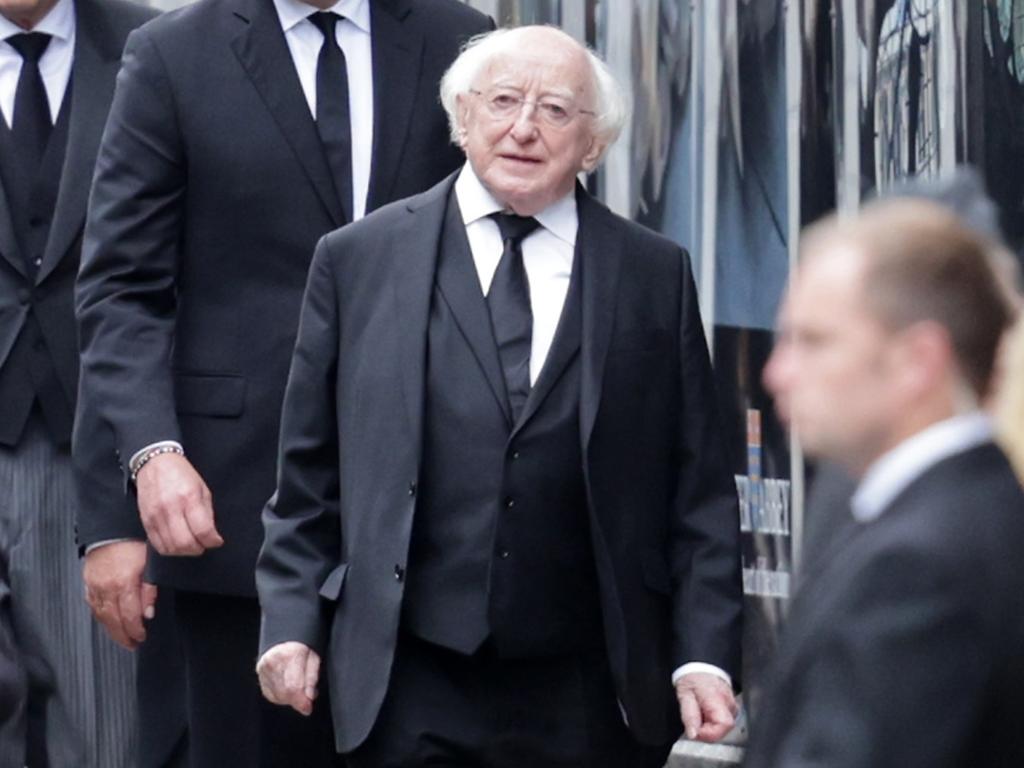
0;414;136;768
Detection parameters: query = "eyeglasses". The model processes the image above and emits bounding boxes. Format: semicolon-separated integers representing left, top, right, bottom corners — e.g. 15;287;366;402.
469;88;596;128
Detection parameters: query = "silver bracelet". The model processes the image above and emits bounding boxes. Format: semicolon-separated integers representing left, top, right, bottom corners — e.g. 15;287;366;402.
131;444;185;484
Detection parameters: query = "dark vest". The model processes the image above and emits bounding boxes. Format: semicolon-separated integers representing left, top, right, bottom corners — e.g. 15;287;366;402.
401;192;604;659
0;85;74;446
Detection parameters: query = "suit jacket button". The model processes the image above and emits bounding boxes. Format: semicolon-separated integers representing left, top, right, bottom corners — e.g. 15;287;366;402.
394;564;405;582
499;549;510;560
408;481;416;497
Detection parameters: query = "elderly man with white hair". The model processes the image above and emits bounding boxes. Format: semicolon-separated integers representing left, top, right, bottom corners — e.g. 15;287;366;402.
255;25;743;767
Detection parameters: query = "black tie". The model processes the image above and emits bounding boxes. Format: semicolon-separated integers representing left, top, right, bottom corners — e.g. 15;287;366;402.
308;12;353;222
488;213;540;422
7;32;52;171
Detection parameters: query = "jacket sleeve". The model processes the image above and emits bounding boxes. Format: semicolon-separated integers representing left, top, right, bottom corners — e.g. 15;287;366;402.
669;248;744;685
75;26;186;476
256;237;342;656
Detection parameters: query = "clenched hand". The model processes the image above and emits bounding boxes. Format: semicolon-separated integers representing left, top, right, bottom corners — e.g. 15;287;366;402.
135;452;224;555
675;671;738;742
257;641;321;716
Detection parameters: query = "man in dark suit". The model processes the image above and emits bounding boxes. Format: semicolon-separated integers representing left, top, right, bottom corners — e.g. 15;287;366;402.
0;0;156;764
746;198;1024;767
75;0;492;765
256;25;744;766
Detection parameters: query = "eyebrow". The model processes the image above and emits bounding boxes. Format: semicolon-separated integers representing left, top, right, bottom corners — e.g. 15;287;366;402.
486;83;580;101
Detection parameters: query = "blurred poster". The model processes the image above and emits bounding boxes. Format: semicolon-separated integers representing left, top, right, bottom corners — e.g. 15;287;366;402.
589;0;800;719
714;326;792;720
966;0;1024;254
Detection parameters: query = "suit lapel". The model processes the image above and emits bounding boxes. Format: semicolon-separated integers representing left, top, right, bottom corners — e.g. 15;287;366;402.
435;196;513;425
230;0;343;226
37;0;116;284
393;175;456;450
365;0;422;212
577;188;623;452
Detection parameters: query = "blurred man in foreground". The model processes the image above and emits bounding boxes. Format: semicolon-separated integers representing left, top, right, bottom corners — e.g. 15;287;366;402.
747;199;1024;767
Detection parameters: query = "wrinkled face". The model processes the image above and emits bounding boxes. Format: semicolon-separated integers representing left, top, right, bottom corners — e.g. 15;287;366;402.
0;0;57;29
456;30;605;216
764;245;904;473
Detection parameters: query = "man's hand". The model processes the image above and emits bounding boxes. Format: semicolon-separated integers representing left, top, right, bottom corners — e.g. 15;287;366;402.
135;452;224;556
675;671;738;742
257;642;321;716
83;540;156;650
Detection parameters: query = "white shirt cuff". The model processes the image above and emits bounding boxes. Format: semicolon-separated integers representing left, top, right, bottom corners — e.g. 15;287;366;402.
84;537;141;555
672;662;733;688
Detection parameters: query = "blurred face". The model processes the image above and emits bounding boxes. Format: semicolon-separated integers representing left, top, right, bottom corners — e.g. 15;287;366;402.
456;30;606;216
764;245;905;474
0;0;57;29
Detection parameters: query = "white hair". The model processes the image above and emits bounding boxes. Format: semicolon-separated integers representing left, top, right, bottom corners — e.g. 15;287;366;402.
439;26;629;161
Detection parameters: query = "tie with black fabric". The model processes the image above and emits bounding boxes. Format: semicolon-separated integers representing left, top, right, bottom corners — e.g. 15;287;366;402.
7;32;52;171
487;212;540;423
308;12;353;221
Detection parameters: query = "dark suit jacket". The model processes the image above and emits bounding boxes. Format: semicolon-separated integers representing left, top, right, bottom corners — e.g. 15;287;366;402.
74;0;491;595
0;0;155;433
256;174;744;752
745;442;1024;768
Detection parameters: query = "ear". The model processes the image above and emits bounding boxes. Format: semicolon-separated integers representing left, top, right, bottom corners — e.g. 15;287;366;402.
455;94;471;149
580;135;608;173
895;321;956;401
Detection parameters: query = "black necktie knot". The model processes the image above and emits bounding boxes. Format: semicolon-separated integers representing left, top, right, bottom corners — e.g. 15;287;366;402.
491;212;541;247
308;11;342;40
7;32;51;63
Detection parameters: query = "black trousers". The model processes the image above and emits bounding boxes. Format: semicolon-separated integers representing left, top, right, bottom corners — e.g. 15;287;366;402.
174;591;342;768
347;632;672;768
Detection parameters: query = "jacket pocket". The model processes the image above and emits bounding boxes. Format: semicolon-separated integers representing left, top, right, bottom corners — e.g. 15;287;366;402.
318;563;350;602
174;372;246;417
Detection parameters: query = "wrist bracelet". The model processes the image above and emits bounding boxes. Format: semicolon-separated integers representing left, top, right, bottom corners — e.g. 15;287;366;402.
131;444;185;484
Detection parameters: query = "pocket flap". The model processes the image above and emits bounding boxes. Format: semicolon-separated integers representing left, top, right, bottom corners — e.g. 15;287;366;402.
318;563;350;602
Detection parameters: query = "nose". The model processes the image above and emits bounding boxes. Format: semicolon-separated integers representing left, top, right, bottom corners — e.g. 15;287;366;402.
509;104;539;142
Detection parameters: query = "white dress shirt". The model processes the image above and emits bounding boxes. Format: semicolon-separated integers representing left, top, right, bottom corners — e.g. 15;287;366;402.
272;0;373;221
852;411;995;523
454;164;576;385
0;0;74;129
455;163;732;691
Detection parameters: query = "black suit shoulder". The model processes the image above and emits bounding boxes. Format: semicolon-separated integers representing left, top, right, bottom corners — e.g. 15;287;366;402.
408;0;492;31
320;175;451;256
893;444;1024;598
93;0;159;35
133;0;489;51
122;0;214;47
581;192;692;270
72;0;157;55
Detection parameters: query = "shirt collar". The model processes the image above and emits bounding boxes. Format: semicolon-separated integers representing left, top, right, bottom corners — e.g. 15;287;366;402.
273;0;370;35
454;162;579;247
0;0;74;43
851;411;995;523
